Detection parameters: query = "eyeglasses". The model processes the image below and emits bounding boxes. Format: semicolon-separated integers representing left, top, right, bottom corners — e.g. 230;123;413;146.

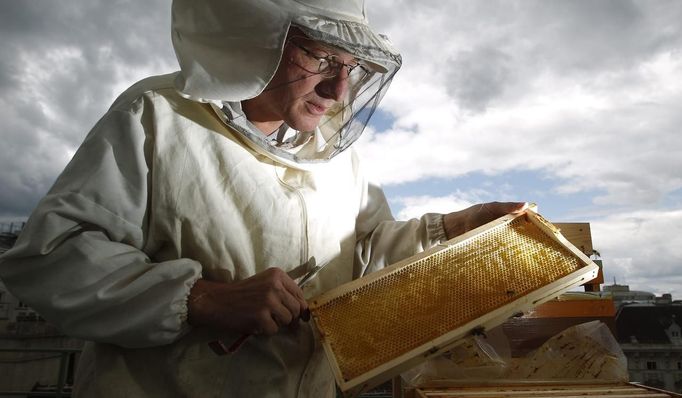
288;39;370;79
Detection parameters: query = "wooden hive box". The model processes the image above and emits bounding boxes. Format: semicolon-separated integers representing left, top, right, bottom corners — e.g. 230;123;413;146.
309;209;600;396
413;381;681;398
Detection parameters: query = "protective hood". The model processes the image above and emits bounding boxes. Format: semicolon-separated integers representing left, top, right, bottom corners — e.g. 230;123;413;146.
171;0;402;166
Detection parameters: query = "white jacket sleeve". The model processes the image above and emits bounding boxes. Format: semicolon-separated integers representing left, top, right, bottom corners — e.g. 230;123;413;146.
0;106;202;348
352;152;447;277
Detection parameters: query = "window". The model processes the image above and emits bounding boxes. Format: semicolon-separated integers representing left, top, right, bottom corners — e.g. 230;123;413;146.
673;330;680;337
678;362;682;370
646;361;657;370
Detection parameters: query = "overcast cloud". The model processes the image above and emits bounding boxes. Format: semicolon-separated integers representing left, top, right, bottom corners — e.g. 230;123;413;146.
1;1;680;298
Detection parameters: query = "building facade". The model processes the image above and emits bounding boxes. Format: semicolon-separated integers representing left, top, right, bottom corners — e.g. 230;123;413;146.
616;302;682;393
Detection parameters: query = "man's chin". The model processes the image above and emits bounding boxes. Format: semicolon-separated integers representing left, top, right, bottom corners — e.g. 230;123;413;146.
288;117;322;132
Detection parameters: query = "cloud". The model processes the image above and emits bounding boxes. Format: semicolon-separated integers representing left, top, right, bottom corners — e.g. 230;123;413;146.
359;0;682;214
1;1;680;300
391;191;482;220
0;0;177;219
445;46;514;112
592;209;682;297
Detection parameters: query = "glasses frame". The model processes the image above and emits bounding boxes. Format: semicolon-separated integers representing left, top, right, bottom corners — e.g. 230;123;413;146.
287;38;370;79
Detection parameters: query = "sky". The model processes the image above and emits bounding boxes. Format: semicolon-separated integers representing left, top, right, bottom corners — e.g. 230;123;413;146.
1;1;681;299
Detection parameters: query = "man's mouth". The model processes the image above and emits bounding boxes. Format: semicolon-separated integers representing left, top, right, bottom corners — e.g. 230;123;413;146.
305;101;328;115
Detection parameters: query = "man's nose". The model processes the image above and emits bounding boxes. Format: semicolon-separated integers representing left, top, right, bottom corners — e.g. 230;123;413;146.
316;72;349;101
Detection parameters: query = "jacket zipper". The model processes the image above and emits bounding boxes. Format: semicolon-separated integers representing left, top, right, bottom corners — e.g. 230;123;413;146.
293;187;309;264
275;168;309;265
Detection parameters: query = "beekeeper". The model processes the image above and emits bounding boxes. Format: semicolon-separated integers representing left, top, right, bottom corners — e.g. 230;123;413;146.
0;0;525;396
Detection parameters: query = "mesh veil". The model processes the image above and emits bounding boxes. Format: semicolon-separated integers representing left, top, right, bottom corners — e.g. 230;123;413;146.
218;53;399;166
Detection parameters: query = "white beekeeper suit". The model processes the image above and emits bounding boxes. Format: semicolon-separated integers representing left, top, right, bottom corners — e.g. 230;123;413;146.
0;0;448;396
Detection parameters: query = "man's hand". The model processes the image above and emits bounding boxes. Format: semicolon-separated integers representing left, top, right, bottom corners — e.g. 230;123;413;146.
187;268;309;336
443;201;528;240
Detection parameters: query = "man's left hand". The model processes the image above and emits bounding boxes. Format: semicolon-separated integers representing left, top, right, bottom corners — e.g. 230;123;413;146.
443;201;528;240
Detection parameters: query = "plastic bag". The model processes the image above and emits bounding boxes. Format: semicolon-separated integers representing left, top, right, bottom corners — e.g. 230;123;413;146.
402;321;628;387
507;320;628;381
402;332;508;387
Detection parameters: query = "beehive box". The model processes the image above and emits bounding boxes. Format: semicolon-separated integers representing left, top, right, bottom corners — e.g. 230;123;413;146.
413;382;679;398
309;209;600;396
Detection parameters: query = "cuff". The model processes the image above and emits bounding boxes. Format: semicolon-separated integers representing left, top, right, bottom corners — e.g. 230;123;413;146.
176;270;204;331
424;213;448;244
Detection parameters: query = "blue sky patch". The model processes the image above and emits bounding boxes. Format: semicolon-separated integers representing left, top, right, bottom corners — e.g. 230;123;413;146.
382;169;603;222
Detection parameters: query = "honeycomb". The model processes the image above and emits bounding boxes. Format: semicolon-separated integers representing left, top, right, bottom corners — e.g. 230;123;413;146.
310;215;587;383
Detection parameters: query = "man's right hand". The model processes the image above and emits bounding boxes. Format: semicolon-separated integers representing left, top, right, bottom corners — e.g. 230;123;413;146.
187;268;309;336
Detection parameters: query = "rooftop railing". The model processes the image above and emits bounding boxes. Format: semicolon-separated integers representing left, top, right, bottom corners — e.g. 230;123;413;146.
0;347;80;398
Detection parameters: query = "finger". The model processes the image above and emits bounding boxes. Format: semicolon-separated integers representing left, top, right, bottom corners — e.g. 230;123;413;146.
269;301;294;328
509;201;529;213
281;273;306;302
277;288;303;320
280;274;309;314
256;310;281;335
278;279;309;325
488;201;528;217
263;267;307;311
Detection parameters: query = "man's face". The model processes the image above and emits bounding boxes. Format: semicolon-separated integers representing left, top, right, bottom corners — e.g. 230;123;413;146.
245;36;359;133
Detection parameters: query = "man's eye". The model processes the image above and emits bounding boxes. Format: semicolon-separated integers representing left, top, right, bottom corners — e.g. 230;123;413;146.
309;50;330;59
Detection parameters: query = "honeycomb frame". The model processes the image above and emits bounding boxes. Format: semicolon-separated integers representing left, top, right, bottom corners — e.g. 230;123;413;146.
309;209;600;396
